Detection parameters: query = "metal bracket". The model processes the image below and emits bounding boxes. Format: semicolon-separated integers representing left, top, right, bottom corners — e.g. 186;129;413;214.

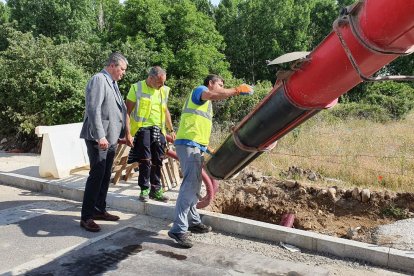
334;2;414;82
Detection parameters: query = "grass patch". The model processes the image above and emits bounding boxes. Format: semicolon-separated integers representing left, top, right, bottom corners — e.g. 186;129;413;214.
210;110;414;193
381;205;410;220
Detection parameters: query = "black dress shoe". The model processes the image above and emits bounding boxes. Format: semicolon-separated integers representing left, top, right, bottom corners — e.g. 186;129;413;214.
80;219;101;232
93;211;120;221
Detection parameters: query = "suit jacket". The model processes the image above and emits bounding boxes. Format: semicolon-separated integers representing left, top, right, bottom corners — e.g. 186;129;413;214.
80;70;127;145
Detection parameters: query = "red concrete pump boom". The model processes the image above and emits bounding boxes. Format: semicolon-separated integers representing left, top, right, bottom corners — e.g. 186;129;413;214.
204;0;414;183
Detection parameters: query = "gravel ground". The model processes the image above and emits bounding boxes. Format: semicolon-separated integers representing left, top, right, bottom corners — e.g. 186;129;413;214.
188;230;409;276
373;218;414;251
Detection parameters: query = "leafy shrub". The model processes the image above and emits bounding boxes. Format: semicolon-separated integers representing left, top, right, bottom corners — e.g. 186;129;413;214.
0;28;88;138
213;80;273;124
364;81;414;120
329;102;391;122
334;81;414;121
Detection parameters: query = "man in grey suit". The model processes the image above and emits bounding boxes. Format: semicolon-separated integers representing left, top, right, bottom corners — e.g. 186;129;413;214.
79;52;128;232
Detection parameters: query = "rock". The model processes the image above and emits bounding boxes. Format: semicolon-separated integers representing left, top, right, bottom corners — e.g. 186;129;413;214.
307;172;317;181
308;201;317;209
284;180;297;188
346;226;361;239
251;171;263;181
352;188;361;201
317;189;327;198
0;138;7;144
244;185;258;194
302;222;313;230
361;189;371;203
255;179;263;186
384;190;396;200
328;187;337;199
244;176;253;184
343;189;353;199
296;188;307;195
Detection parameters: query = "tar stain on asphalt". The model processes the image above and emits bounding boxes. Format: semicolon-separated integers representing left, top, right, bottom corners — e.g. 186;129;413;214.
62;244;143;274
27;244;143;276
155;250;187;260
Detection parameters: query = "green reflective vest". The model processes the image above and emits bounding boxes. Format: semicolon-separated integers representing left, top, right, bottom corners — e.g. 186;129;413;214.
129;80;170;136
176;89;213;146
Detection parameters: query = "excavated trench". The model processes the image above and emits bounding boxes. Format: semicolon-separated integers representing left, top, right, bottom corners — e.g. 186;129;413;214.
207;167;414;244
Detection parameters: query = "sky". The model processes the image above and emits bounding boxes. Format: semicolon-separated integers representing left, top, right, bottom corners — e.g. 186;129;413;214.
210;0;220;6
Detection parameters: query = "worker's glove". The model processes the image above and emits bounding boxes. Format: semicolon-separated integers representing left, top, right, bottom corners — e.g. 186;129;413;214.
235;84;254;95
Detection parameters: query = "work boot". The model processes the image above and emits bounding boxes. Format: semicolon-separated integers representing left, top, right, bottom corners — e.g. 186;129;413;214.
188;223;212;234
149;189;169;202
168;231;193;248
139;188;150;202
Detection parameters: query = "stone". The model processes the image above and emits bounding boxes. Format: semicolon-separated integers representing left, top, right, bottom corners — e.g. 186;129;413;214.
361;189;371;203
328;187;337;199
284;180;297;188
251;171;263;181
307;172;317;181
352;187;361;201
244;185;258;194
317;189;328;198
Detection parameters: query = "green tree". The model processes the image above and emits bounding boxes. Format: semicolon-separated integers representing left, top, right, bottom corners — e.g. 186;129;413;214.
94;0;124;43
119;0;230;98
0;28;90;138
308;0;338;48
216;0;314;82
7;0;96;41
190;0;215;17
0;2;9;25
164;0;229;94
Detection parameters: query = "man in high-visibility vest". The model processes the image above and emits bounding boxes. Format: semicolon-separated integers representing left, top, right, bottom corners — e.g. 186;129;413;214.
168;74;253;248
125;66;175;202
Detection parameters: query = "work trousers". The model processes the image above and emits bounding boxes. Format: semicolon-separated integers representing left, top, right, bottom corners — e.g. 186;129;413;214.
170;144;203;234
129;127;166;191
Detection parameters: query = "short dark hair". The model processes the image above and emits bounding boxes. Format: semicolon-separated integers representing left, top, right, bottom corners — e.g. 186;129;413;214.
148;66;166;77
203;74;224;86
106;52;128;67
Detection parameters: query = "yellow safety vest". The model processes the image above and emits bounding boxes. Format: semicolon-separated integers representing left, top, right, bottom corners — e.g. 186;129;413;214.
129;80;170;136
176;89;213;146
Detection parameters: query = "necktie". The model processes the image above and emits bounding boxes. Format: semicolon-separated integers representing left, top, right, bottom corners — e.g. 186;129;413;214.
113;81;123;103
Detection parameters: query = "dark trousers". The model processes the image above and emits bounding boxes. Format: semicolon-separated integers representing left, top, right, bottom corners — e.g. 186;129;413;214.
81;140;116;220
129;127;166;192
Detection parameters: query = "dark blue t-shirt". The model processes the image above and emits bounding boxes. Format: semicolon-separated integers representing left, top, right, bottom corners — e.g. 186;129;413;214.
191;85;207;105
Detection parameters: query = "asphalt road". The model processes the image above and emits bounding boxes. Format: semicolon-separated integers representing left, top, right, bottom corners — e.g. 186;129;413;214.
0;184;330;276
0;184;407;276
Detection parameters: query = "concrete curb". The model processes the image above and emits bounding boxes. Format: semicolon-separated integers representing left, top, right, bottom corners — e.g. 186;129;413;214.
1;172;413;273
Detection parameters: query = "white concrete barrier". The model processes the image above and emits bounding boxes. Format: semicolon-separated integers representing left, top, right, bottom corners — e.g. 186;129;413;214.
35;123;89;178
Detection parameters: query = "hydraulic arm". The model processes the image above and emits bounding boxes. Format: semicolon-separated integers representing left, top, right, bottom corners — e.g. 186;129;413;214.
205;0;414;180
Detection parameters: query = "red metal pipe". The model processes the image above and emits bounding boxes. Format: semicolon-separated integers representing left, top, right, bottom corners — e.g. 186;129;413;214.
205;0;414;180
286;0;414;109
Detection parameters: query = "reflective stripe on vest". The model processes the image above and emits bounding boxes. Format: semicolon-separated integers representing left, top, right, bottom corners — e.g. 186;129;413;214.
176;90;213;146
182;96;212;120
130;81;169;136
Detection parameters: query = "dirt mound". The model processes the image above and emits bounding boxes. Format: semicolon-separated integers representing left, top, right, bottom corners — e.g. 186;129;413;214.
208;166;414;244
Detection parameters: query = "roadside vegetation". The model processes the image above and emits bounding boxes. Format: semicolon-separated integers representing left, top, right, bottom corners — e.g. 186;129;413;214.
0;0;413;192
211;107;414;193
